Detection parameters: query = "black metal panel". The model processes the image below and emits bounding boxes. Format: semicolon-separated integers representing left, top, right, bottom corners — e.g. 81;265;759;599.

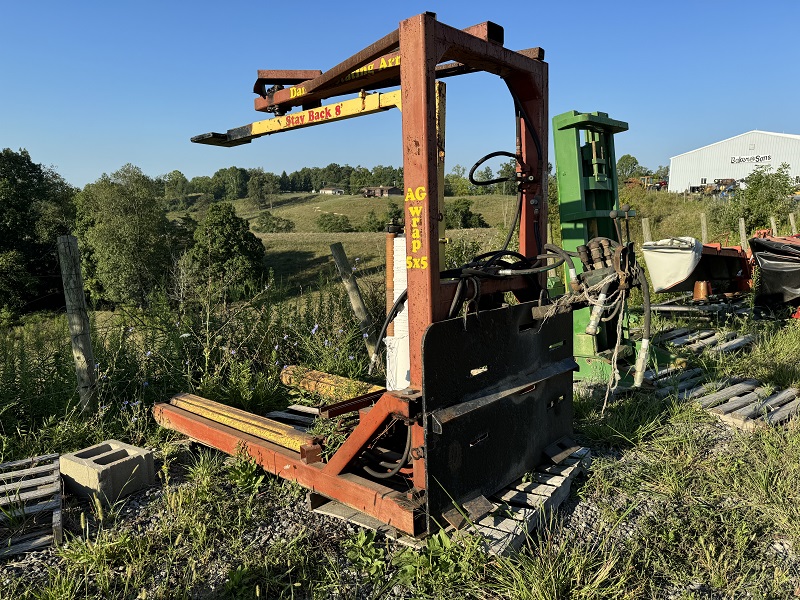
421;302;575;529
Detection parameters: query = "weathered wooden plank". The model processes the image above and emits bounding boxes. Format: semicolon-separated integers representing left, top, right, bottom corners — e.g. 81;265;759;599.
652;328;692;343
0;498;61;521
695;380;761;409
643;365;685;384
685;332;736;353
710;388;770;416
656;374;708;399
732;388;798;421
0;533;54;558
0;482;60;508
468;508;537;555
0;462;58;484
670;330;715;347
0;472;60;496
762;398;800;427
0;454;59;472
678;379;732;401
709;335;757;354
52;504;63;545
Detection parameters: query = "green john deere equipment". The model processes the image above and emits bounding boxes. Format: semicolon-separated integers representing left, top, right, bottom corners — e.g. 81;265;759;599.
552;110;650;383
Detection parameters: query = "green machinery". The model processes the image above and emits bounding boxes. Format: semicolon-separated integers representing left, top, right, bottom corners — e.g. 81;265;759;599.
552;110;639;381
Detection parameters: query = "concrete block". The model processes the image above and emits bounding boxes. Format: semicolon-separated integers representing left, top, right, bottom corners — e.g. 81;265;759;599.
60;440;154;504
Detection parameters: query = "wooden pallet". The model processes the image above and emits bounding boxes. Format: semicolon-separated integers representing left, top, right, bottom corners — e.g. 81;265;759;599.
459;447;591;555
310;447;590;556
644;363;800;430
1;453;62;558
656;326;756;355
699;383;800;430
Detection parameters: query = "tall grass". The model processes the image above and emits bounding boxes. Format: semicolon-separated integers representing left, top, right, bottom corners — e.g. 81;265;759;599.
0;273;386;463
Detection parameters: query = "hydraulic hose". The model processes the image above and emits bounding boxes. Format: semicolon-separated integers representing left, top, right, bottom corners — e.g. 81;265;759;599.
544;243;580;292
369;289;407;375
362;422;413;479
632;269;652;388
586;280;613;336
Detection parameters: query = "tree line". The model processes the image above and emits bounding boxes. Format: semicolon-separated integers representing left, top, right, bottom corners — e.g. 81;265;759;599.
1;149;267;322
166;163;406;211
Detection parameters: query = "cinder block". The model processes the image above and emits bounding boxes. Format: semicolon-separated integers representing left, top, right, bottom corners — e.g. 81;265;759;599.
60;440;154;504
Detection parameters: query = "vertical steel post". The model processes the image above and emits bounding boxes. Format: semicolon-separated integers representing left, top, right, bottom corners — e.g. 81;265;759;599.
399;13;444;389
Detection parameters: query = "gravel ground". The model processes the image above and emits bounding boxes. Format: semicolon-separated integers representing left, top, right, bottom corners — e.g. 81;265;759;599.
3;423;800;598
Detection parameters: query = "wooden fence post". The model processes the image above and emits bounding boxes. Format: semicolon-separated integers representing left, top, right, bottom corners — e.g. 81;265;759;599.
56;235;96;414
700;213;708;244
641;218;652;243
330;242;377;356
738;218;749;251
770;216;778;236
790;212;797;235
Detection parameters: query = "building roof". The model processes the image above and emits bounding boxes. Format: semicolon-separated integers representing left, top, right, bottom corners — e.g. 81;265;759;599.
670;130;800;160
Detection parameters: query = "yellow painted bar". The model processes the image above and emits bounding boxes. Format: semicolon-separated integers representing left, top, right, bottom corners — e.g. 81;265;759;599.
280;366;384;401
249;90;401;138
169;393;312;452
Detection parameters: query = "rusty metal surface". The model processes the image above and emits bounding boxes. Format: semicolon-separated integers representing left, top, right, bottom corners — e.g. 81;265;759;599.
195;90;402;147
153;403;421;534
169;393;313;452
254;28;400;112
400;14;445;389
252;70;323;95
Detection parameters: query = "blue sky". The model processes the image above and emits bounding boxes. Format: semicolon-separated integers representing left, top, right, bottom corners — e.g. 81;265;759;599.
2;1;798;188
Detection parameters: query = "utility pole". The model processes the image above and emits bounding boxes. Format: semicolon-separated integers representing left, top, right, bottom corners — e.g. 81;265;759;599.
57;235;96;413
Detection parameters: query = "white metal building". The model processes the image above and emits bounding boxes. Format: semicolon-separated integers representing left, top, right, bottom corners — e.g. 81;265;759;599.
668;131;800;193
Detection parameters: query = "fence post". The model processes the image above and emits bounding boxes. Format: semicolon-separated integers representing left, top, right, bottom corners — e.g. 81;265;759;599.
330;242;377;356
790;212;797;235
738;218;749;251
56;235;96;414
770;216;778;236
642;217;652;243
700;213;708;244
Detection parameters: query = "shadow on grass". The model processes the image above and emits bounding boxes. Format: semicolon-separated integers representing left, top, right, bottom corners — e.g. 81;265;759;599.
573;386;673;450
265;250;335;293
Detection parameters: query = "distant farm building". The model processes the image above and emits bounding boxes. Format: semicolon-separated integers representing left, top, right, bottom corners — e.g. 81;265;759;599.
319;187;345;195
361;186;402;198
669;131;800;193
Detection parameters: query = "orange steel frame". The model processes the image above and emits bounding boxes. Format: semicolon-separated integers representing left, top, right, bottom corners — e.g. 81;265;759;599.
154;12;549;537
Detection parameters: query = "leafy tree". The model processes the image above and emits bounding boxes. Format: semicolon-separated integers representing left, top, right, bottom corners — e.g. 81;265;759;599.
475;165;495;194
164;170;189;199
714;163;796;233
444;199;489;229
385;201;403;226
75;164;174;305
498;159;517;195
212;167;249;201
252;211;295;233
349;166;372;195
247;168;280;209
316;213;353;232
279;171;290;192
0;148;76;319
187;203;266;300
444;165;471;197
188;175;218;197
616;154;641;181
358;210;384;232
653;165;669;180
